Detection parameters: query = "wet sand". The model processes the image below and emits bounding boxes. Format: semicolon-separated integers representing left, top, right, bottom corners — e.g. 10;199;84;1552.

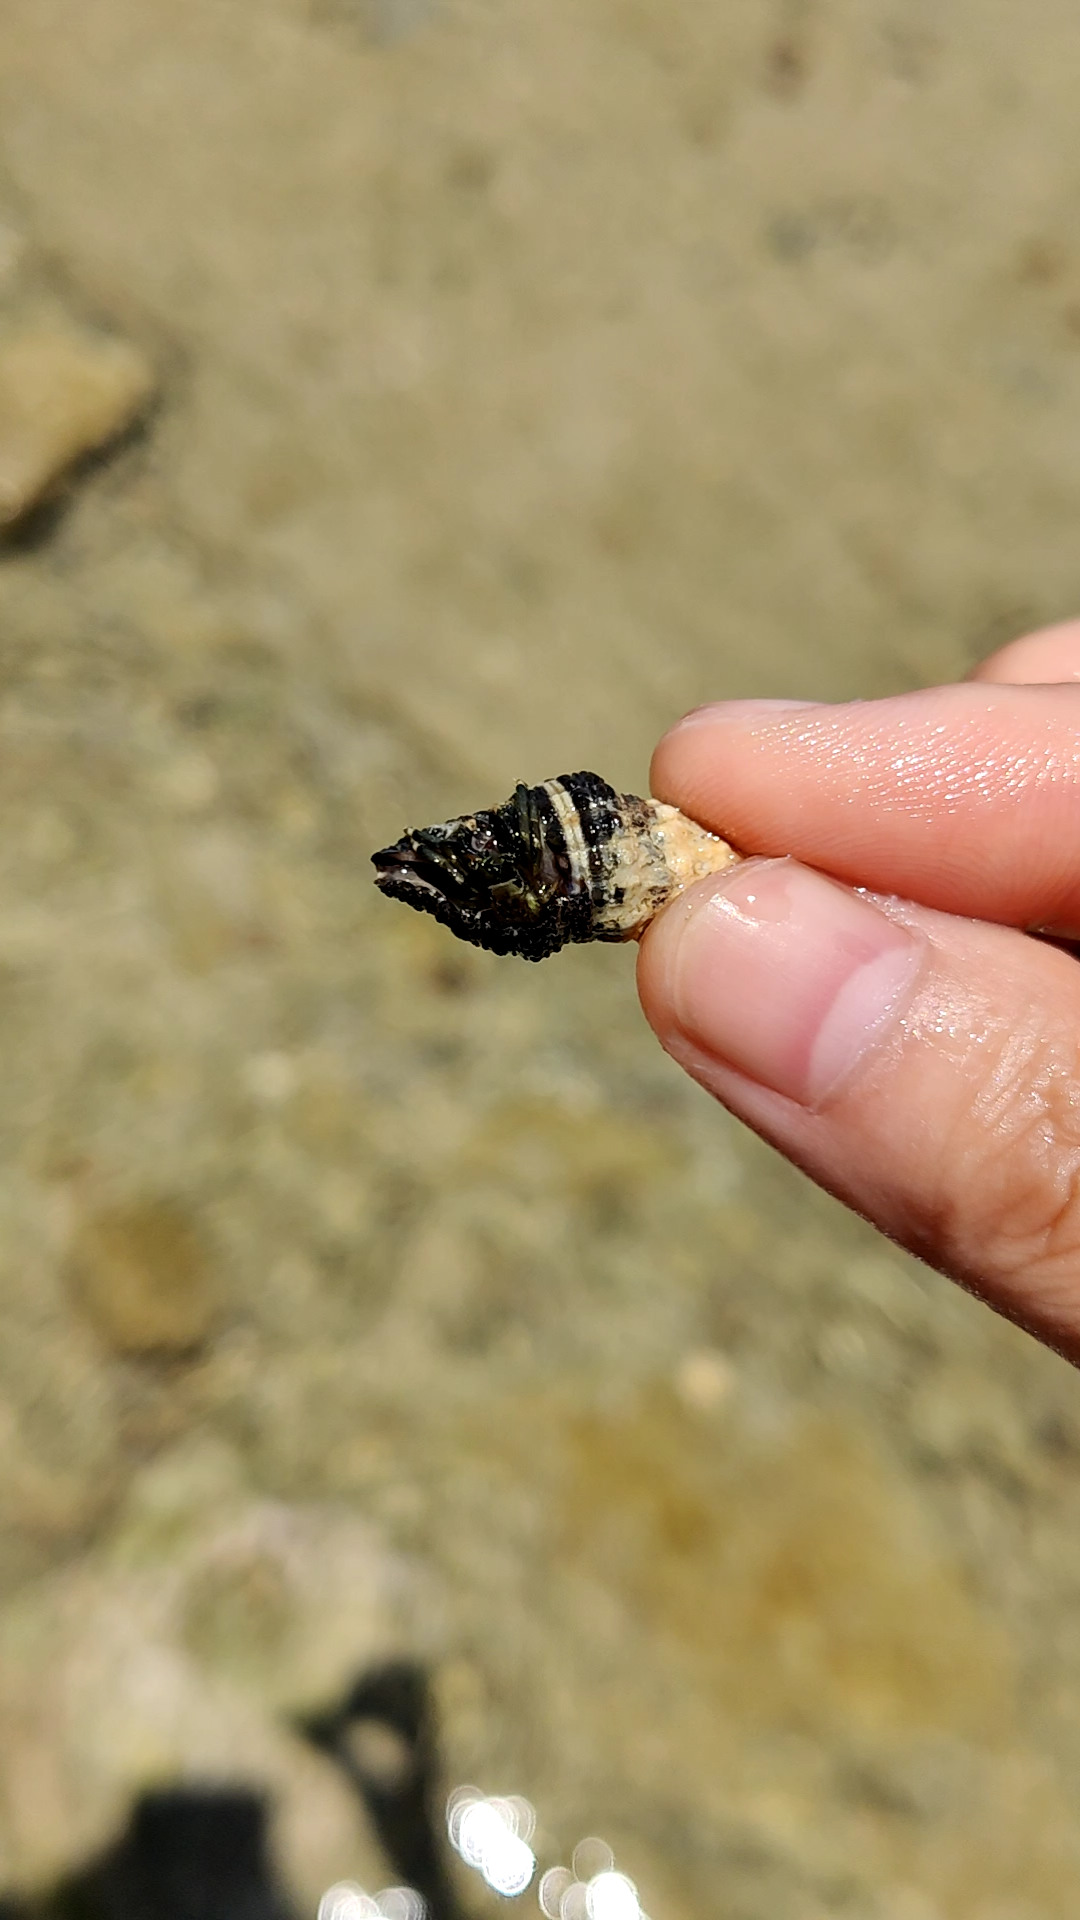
1;1;1080;1912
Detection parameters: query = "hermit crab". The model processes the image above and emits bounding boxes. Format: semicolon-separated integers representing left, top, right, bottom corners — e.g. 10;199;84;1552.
372;772;741;961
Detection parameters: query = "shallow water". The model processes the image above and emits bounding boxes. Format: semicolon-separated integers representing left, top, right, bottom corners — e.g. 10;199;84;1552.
1;2;1080;1913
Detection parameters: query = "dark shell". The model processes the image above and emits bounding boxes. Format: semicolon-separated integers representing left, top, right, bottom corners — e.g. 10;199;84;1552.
372;773;740;962
372;774;604;961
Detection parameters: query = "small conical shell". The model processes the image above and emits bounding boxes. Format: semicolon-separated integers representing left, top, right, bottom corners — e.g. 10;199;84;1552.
372;772;741;961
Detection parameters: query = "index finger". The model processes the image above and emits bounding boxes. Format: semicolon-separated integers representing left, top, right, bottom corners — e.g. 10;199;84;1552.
651;682;1080;936
970;618;1080;686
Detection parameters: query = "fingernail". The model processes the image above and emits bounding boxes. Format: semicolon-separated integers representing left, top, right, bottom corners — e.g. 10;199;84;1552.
667;859;924;1108
672;699;823;730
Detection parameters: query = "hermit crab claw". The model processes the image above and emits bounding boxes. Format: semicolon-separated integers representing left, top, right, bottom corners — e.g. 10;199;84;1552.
372;809;539;955
372;825;475;907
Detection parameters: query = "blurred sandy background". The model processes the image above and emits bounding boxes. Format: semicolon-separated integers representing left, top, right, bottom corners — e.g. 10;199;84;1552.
1;1;1080;1915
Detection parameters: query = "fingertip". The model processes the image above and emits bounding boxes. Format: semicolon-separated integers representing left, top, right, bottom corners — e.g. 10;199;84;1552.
638;858;923;1111
649;698;823;810
648;709;713;806
638;876;1080;1361
970;620;1080;685
649;702;742;803
635;877;687;1043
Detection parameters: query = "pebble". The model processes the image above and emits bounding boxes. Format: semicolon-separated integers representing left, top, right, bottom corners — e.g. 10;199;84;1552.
816;1320;873;1377
0;309;155;528
905;1363;1033;1481
243;1050;299;1106
66;1198;217;1357
153;750;221;812
0;1446;409;1901
673;1347;735;1413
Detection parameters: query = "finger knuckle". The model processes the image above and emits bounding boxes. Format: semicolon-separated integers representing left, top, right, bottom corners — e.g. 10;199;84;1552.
949;1027;1080;1291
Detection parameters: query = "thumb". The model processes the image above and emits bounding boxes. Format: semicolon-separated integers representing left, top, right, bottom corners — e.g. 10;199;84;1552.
637;857;1080;1361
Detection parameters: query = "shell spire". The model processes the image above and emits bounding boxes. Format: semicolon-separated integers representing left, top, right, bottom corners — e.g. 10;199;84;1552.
371;772;741;961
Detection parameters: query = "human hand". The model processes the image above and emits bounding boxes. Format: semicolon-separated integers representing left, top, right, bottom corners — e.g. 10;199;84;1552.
637;623;1080;1362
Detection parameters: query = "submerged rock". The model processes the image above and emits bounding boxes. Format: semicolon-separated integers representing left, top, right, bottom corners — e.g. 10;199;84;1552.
0;309;154;529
